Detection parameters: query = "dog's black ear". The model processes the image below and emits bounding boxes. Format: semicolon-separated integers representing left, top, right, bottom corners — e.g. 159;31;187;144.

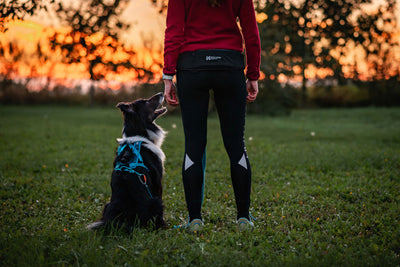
117;102;134;114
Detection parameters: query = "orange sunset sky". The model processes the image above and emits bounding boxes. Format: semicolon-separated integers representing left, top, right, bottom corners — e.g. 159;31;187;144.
1;0;399;87
1;0;167;85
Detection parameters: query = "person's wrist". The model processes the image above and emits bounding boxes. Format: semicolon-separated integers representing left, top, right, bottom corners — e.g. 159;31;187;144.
162;73;174;80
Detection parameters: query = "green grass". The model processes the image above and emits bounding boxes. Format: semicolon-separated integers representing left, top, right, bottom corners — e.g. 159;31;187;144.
0;105;399;266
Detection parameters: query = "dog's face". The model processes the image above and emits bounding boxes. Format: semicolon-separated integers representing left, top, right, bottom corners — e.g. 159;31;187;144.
117;93;167;144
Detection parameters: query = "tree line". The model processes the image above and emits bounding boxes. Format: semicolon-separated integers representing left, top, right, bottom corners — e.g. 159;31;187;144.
1;0;399;112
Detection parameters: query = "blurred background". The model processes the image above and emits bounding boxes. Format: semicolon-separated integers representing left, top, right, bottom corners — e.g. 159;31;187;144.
1;0;399;115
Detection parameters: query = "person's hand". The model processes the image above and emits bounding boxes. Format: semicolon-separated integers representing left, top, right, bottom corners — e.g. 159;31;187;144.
163;79;179;106
246;80;258;103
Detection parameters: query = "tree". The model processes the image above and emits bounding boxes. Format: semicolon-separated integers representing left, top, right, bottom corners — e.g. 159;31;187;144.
0;0;54;32
149;0;168;13
255;0;399;104
354;0;399;81
49;0;152;104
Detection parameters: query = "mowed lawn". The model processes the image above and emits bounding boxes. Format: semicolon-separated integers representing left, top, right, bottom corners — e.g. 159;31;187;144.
0;105;399;266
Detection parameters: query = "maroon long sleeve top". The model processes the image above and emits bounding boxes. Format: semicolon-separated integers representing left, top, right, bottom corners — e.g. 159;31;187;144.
163;0;261;80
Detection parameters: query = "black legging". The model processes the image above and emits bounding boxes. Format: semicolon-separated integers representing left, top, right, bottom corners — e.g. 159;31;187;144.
177;69;251;221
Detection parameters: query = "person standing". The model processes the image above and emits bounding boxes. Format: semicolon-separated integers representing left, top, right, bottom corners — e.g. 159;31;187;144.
163;0;261;232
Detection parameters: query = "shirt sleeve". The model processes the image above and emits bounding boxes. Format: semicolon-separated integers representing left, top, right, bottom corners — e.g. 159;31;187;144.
163;0;185;76
238;0;261;80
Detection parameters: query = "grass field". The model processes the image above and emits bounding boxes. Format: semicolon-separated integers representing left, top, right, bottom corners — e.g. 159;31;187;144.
0;105;399;266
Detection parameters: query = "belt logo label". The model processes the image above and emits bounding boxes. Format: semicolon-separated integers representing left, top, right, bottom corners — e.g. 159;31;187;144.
205;56;222;61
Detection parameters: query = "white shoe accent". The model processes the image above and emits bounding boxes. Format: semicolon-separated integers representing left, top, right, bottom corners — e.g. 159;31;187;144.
238;154;247;169
184;154;194;171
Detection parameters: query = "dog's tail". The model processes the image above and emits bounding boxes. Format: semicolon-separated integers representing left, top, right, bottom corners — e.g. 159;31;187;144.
86;221;105;231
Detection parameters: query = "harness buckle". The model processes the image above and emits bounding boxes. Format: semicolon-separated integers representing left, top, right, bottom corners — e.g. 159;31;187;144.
139;174;147;185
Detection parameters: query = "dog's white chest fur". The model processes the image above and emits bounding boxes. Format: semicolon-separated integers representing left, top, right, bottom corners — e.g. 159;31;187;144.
116;135;165;163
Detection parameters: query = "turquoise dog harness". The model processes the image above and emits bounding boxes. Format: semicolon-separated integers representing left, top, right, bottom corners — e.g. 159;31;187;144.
114;141;153;198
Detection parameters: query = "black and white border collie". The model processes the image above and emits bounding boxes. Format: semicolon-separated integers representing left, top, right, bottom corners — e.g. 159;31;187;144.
88;93;167;232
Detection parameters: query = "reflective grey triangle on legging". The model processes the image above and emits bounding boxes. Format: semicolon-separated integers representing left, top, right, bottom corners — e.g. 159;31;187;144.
238;153;248;169
184;153;194;171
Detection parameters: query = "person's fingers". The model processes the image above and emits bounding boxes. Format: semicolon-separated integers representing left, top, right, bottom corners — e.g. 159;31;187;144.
165;88;179;106
247;94;256;102
164;81;179;106
246;80;258;103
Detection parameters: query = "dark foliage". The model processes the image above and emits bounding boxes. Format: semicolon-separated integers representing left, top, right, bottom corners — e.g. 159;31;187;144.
255;0;399;105
0;0;54;31
47;0;154;105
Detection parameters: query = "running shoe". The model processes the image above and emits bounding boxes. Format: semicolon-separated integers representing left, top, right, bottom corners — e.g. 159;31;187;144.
237;217;254;231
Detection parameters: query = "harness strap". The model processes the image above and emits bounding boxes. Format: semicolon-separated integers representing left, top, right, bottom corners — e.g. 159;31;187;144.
139;174;153;199
114;141;153;198
115;142;148;172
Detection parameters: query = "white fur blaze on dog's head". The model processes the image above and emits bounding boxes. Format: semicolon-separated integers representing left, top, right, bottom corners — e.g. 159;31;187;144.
116;93;167;146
